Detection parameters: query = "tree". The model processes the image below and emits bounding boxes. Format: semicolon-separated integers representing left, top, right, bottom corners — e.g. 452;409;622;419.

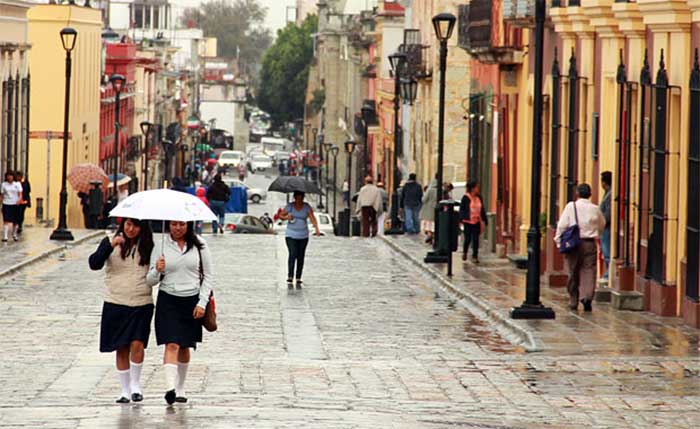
257;15;318;126
181;0;272;74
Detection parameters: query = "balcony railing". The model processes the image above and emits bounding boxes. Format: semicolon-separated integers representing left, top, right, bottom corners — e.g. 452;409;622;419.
401;29;431;80
503;0;535;26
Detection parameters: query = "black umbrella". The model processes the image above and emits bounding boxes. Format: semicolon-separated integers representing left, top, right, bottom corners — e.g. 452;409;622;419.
268;176;323;195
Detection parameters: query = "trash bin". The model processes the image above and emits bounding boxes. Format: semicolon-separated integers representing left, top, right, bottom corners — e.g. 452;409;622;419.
436;200;459;254
351;216;361;237
337;209;350;236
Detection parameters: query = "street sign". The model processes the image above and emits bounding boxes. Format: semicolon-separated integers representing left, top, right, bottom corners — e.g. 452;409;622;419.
29;131;72;139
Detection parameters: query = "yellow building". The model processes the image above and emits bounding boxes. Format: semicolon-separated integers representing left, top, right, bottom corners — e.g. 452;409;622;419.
26;4;102;228
502;0;700;326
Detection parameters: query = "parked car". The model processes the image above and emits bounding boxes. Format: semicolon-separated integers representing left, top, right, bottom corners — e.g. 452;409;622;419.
218;150;244;168
275;212;334;236
224;214;274;234
250;154;273;172
221;177;267;204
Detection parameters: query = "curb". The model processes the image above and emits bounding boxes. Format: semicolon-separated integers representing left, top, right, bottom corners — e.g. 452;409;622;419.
0;230;106;281
381;236;543;353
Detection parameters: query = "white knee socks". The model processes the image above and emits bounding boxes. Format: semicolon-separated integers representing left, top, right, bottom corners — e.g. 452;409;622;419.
117;369;130;399
163;363;178;391
176;363;189;397
129;361;143;395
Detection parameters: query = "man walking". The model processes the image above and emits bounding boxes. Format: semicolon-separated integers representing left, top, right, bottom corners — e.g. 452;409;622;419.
555;183;606;312
400;173;423;234
599;171;612;280
356;176;383;237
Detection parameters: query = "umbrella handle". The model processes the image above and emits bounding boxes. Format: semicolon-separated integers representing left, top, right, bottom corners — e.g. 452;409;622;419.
161;220;166;255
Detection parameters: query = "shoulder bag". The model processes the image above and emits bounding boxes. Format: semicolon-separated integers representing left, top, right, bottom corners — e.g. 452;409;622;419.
558;202;581;254
197;247;218;332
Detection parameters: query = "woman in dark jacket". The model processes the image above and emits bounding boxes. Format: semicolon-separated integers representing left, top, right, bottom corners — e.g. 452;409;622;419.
206;174;230;234
459;181;488;263
89;218;155;403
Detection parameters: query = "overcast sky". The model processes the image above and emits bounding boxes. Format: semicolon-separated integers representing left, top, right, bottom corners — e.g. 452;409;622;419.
258;0;298;37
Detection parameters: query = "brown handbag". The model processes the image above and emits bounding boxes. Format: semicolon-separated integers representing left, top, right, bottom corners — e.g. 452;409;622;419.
197;248;218;332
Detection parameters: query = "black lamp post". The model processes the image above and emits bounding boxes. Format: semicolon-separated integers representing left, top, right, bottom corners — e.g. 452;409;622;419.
304;123;311;150
50;27;77;241
511;0;555;319
318;133;325;210
140;121;153;191
386;51;407;235
311;127;318;182
360;104;373;180
344;140;357;236
425;12;456;262
328;145;339;221
322;141;333;209
161;138;173;186
109;73;125;202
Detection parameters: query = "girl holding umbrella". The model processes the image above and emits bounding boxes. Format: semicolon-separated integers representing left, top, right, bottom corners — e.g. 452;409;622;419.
88;218;155;403
147;220;215;405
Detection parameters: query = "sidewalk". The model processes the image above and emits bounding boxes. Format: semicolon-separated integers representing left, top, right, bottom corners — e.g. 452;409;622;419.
0;227;105;280
383;234;700;357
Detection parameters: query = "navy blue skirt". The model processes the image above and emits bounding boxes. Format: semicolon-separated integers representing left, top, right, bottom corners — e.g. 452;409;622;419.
155;290;202;349
100;302;154;353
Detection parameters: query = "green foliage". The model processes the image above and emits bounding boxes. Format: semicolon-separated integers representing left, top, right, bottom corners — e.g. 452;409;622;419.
181;0;272;74
310;89;325;115
257;15;318;126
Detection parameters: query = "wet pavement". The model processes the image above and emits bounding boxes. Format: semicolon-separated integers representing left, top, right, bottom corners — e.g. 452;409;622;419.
0;231;698;428
385;235;700;358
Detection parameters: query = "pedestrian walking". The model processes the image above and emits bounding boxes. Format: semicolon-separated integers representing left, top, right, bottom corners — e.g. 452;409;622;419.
377;182;389;235
356;176;383;237
555;183;606;312
15;171;30;234
459;181;488;263
88;218;155;404
195;187;209;234
342;180;350;207
147;220;215;405
401;173;423;234
1;171;22;242
279;191;321;288
420;178;438;244
206;174;230;234
599;171;612;280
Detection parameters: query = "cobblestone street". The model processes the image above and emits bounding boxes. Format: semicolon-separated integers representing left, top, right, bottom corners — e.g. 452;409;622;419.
0;234;698;428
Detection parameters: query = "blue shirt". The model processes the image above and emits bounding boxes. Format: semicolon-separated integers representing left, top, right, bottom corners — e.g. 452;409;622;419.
285;202;311;239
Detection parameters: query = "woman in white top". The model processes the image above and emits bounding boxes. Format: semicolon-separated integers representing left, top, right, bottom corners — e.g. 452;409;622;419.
89;218;155;403
147;221;214;405
0;171;23;242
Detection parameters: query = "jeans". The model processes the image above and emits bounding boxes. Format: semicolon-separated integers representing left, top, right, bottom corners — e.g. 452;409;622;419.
601;227;611;278
209;200;227;233
462;223;481;258
404;205;421;234
285;237;309;279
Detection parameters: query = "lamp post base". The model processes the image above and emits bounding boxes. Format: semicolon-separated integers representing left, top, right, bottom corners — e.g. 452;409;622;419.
510;303;556;319
50;228;74;241
424;251;448;264
385;193;403;235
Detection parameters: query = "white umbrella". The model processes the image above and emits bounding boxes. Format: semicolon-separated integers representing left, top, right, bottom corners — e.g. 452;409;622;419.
109;189;217;222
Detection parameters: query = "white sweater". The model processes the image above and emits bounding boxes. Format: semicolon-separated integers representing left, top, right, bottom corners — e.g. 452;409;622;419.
146;235;215;309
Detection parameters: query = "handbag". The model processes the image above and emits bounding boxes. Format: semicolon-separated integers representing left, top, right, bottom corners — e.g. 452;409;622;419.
197;247;218;332
558;201;581;254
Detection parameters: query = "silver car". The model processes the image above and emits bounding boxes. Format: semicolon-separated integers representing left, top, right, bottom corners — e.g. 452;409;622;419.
221;178;267;204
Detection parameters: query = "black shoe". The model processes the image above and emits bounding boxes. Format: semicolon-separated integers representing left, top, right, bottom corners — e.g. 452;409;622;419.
1;238;6;242
165;389;176;405
131;393;143;402
296;279;303;289
219;226;224;234
175;396;188;403
582;299;593;312
116;396;130;404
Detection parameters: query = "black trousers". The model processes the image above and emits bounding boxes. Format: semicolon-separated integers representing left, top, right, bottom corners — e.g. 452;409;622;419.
462;223;480;258
285;237;309;279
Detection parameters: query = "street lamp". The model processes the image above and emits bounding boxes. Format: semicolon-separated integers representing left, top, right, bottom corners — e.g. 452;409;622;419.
50;27;77;241
328;145;339;222
425;12;456;262
140;121;153;191
344;140;357;236
360;104;374;180
317;132;325;210
109;73;126;203
322;141;333;210
386;51;407;235
511;0;556;319
311;127;318;182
